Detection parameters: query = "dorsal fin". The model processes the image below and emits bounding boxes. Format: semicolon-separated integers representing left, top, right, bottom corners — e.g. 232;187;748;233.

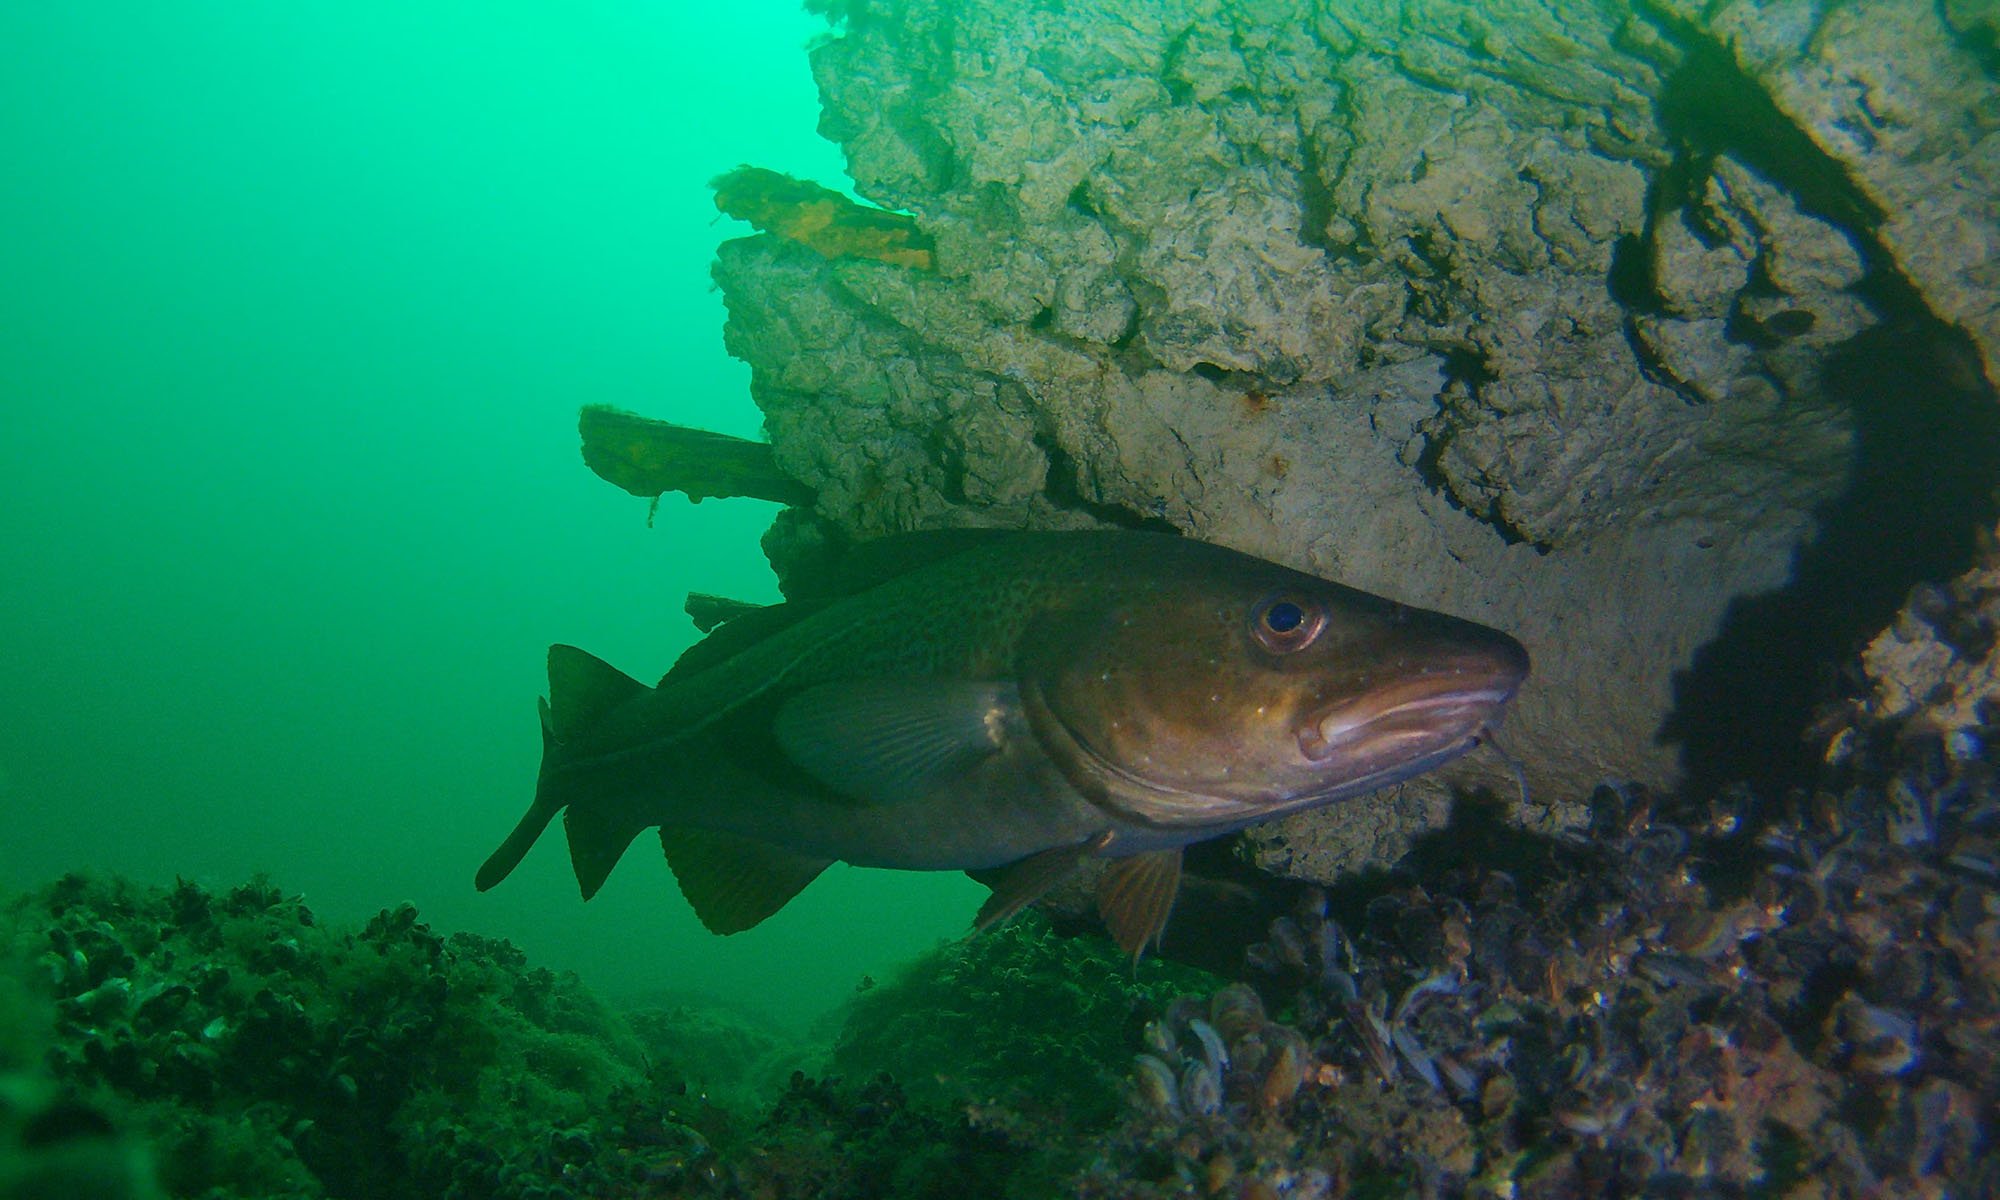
661;531;1028;684
793;528;1030;600
546;644;647;742
660;826;831;934
661;597;829;685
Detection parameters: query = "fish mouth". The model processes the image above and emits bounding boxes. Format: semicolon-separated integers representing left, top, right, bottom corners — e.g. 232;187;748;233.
1299;659;1525;765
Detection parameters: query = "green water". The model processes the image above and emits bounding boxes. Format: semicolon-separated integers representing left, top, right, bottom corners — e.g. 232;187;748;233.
0;1;982;1033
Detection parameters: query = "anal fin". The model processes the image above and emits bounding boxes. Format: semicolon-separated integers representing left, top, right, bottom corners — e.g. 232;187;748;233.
1096;849;1183;965
661;826;831;934
565;800;653;901
970;832;1112;934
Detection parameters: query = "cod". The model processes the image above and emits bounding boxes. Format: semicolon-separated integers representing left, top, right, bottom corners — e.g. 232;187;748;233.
477;530;1529;958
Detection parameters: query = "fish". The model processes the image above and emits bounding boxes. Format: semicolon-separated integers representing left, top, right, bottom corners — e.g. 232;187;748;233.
475;529;1528;960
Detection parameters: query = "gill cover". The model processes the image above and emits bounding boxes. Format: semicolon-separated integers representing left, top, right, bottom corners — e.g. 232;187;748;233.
1018;577;1348;829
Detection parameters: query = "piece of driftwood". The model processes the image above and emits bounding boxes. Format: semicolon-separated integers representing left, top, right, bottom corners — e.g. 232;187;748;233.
578;405;815;507
683;591;765;634
712;166;933;270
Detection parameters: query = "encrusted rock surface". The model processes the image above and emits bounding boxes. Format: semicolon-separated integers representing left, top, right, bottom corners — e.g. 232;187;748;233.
715;0;2000;879
1652;0;2000;380
1855;537;2000;752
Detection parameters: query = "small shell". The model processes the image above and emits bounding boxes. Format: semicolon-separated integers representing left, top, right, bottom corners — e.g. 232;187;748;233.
1181;1060;1222;1116
1202;1154;1236;1196
1392;1025;1440;1091
1346;1000;1397;1082
1209;983;1266;1042
1315;917;1356;974
1392;971;1459;1025
1321;964;1360;1005
1432;1051;1477;1100
1259;1027;1310;1111
1268;918;1310;971
1840;1001;1920;1076
66;977;133;1023
1187;1018;1229;1077
1132;1053;1181;1117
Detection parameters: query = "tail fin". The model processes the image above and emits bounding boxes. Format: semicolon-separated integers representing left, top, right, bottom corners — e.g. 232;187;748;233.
474;698;563;891
474;645;651;894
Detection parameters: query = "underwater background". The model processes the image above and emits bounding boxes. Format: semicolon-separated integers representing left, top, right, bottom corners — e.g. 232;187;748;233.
0;0;982;1035
7;1;2000;1197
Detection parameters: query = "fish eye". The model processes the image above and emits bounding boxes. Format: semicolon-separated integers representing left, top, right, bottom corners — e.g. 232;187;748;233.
1251;594;1325;653
1264;601;1305;633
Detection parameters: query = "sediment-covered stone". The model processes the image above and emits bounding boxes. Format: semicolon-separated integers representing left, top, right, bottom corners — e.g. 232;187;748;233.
716;0;2000;880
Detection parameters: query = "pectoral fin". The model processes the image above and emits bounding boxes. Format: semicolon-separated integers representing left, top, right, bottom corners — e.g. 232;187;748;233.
773;680;1024;805
660;826;831;934
1096;849;1183;964
970;832;1113;933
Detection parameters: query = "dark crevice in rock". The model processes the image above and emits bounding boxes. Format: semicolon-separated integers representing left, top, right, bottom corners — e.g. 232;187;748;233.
1405;228;1456;275
1189;361;1273;394
1608;143;1716;318
1651;32;1887;236
1295;118;1339;257
1108;309;1145;354
1160;24;1197;105
932;430;970;506
1664;319;2000;800
1607;232;1665;314
894;105;960;197
1726;256;1817;350
1624;318;1709;405
1724;300;1813;350
1939;0;2000;78
1404;281;1451;326
1630;12;2000;798
1412;350;1552;554
1032;431;1181;534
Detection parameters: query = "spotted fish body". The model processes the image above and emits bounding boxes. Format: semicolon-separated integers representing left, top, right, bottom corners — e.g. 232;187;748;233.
476;530;1529;957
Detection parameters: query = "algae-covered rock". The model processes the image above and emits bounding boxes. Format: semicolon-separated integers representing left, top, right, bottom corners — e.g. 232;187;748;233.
828;912;1218;1125
715;0;2000;888
0;876;739;1200
0;969;167;1200
1852;530;2000;751
619;997;804;1117
0;873;1229;1200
